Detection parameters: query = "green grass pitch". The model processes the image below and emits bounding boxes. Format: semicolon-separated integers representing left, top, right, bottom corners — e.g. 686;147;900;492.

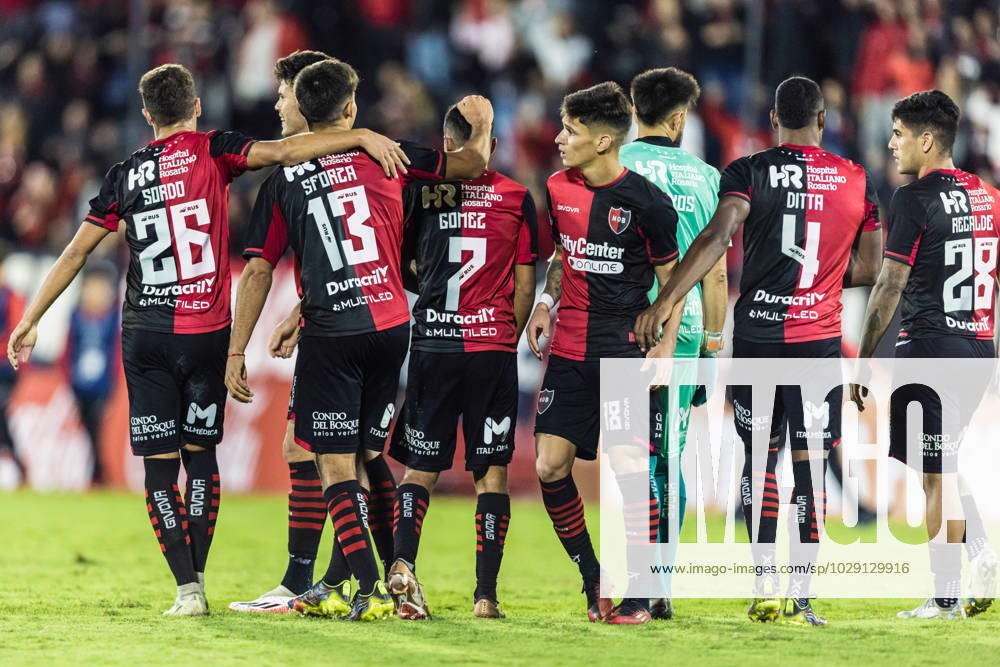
2;490;999;665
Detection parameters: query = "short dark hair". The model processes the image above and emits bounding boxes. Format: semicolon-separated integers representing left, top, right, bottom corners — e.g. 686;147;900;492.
442;104;473;143
138;64;197;126
274;50;332;84
561;82;632;143
630;68;701;127
774;76;824;130
294;59;359;125
892;89;961;155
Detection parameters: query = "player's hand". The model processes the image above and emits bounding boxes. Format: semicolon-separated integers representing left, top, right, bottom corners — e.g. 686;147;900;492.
456;95;494;128
633;299;673;352
7;320;37;371
225;355;254;403
642;338;675;390
526;303;551;360
358;129;410;179
268;316;300;359
849;383;869;412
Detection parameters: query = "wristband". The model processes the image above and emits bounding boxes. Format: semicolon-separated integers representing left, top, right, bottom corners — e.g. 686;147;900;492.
228;352;245;358
702;331;724;356
536;293;555;310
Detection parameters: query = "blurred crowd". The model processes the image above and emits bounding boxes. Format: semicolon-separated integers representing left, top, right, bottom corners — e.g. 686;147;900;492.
0;0;999;261
0;0;997;487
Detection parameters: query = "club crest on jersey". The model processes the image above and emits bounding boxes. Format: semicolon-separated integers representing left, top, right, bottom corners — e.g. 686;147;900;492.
608;207;632;234
537;389;555;414
422;183;457;209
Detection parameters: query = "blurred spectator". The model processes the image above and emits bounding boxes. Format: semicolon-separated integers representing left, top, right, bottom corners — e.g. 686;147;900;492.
66;268;118;486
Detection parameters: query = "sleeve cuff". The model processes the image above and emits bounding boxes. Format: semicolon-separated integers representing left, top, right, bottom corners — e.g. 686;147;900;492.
883;250;914;266
722;191;751;202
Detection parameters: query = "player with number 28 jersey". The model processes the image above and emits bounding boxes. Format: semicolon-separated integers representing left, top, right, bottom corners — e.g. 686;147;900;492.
883;169;1000;341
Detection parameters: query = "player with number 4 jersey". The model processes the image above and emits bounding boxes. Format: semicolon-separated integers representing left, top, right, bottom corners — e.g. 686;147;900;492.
5;63;411;617
635;77;883;626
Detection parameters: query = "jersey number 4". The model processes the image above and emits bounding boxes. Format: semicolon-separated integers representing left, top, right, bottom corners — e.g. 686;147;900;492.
781;214;820;289
943;237;998;312
307;186;378;271
134;198;215;285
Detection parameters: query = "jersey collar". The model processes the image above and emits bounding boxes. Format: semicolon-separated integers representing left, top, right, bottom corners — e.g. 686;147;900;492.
635;135;680;148
779;143;821;151
150;130;196;146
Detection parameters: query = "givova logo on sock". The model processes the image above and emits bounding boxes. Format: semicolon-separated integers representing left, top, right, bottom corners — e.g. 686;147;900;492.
484;512;496;541
355;492;369;529
483;417;511;445
153;490;177;529
189;479;206;517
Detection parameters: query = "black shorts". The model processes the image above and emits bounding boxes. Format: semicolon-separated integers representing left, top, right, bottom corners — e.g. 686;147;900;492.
291;323;409;455
534;354;662;461
890;337;995;474
389;350;517;472
122;326;229;457
731;337;842;452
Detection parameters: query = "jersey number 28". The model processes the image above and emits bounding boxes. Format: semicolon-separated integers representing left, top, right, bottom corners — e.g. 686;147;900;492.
943;237;998;312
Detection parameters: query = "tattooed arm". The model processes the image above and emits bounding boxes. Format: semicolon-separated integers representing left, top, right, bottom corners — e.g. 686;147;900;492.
856;259;910;358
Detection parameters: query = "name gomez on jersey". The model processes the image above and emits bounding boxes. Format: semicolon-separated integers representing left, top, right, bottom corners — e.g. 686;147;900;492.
404;171;538;352
243;142;445;337
719;144;880;344
85;130;255;333
547;168;678;360
884;169;1000;340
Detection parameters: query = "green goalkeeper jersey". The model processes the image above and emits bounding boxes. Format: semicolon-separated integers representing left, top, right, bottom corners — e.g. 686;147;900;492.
620;136;720;346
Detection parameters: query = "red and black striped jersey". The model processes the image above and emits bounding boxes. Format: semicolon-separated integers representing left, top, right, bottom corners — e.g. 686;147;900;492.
719;144;880;344
884;169;1000;341
243;141;446;337
85;130;255;334
404;170;537;353
547;167;678;361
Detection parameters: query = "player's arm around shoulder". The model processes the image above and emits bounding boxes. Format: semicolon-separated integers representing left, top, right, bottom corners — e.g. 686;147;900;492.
246;128;410;177
442;95;494;180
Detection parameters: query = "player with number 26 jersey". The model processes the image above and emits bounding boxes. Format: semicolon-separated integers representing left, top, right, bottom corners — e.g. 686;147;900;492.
883;169;1000;341
88;130;254;334
719;144;880;344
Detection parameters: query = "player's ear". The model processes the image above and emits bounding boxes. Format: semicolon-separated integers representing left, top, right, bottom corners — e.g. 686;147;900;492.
489;137;497;156
921;130;934;155
816;109;826;132
596;132;613;154
343;96;357;121
193;98;202;120
769;108;779;131
142;107;153;128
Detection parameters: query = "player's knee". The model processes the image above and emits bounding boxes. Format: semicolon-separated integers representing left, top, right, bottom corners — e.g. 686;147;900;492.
182;444;207;453
473;466;508;494
146;451;180;460
401;468;438;492
282;424;311;463
535;457;570;483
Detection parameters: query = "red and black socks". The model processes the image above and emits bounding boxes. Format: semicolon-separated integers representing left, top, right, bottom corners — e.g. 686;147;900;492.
788;458;826;599
540;475;599;583
364;455;397;573
324;480;379;593
144;457;196;586
474;493;510;604
392;483;430;569
180;448;220;575
282;461;325;594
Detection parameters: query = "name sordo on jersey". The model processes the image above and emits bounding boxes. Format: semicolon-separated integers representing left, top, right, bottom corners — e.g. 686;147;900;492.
142;180;186;206
439;211;486;230
326;266;389;295
300;164;358;196
425;306;496;325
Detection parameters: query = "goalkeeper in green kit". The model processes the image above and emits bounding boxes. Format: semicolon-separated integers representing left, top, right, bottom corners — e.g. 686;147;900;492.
620;68;728;620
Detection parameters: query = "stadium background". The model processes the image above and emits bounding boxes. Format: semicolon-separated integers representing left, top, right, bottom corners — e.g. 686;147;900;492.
0;0;999;498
